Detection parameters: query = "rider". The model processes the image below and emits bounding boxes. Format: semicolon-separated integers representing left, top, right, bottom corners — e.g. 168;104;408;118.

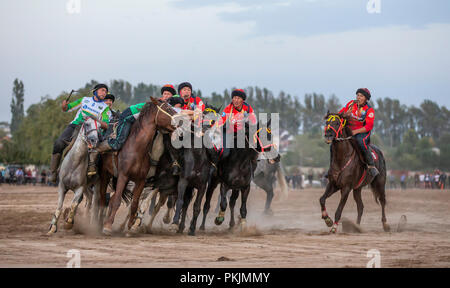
160;84;177;102
179;82;205;113
49;84;110;182
339;88;379;178
216;89;257;158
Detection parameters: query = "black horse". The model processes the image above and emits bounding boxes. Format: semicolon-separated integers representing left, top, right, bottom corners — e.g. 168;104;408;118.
169;105;221;235
200;119;277;231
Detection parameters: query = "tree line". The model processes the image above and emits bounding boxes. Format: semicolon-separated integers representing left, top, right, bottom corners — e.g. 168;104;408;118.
1;79;449;172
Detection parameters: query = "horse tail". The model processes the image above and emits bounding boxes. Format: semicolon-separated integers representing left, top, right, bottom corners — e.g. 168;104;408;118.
276;163;289;199
369;147;387;205
112;177;133;205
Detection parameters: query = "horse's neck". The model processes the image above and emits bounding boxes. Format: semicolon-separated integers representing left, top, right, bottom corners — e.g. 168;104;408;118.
131;114;157;151
66;130;88;164
331;140;354;167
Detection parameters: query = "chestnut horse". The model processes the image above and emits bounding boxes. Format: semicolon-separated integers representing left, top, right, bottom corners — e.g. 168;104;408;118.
320;112;390;233
101;98;178;235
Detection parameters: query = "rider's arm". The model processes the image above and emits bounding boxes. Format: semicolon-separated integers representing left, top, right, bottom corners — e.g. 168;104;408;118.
64;98;83;112
99;108;110;130
352;108;375;135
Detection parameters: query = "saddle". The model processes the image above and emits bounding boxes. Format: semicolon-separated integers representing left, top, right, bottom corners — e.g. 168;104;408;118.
351;140;380;166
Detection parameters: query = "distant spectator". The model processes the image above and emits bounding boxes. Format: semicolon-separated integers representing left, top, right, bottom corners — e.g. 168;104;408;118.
40;170;47;185
31;169;37;186
438;172;446;190
400;174;406;190
433;170;440;189
308;169;313;186
15;168;24;185
389;174;397;189
414;174;420;188
5;168;10;184
424;174;431;189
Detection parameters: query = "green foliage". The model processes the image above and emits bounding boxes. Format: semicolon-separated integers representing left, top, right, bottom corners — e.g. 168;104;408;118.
10;79;25;134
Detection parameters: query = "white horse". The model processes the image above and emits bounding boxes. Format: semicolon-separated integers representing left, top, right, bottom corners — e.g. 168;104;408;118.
47;117;102;235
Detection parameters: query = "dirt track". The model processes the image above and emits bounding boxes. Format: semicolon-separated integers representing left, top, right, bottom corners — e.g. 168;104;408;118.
1;184;450;268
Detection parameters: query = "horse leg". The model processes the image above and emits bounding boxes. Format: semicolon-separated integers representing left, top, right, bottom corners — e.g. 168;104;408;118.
331;186;352;233
126;179;146;235
263;184;274;216
353;188;364;225
189;185;207;236
47;181;66;235
90;182;100;225
371;178;390;232
148;192;158;216
163;195;174;224
200;176;219;230
65;186;84;230
228;189;240;230
103;173;128;235
97;175;109;230
170;178;188;231
130;188;158;232
319;182;338;227
119;206;131;232
238;185;251;231
179;187;193;234
215;183;229;225
147;193;167;233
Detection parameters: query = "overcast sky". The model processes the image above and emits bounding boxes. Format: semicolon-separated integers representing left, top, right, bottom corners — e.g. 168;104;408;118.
1;0;449;122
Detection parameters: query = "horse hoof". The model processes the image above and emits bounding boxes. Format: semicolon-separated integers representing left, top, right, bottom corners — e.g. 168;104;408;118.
330;227;337;234
324;216;333;227
199;225;205;231
64;221;74;230
163;216;171;224
383;223;391;232
130;218;142;231
47;225;57;235
263;209;274;216
215;217;224;226
125;232;135;238
188;230;195;236
102;227;112;236
169;223;179;232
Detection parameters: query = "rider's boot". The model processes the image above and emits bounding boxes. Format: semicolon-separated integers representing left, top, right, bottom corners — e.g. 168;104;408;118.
49;153;62;183
364;150;379;179
87;151;99;176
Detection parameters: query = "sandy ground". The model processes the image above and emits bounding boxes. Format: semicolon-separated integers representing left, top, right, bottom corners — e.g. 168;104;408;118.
0;183;450;268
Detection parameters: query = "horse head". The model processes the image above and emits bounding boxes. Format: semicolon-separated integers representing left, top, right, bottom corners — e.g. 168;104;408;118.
150;97;178;133
323;111;351;144
82;117;102;149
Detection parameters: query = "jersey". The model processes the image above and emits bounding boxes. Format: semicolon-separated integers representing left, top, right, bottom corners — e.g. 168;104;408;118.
67;96;110;125
181;96;205;112
219;102;257;132
339;100;375;132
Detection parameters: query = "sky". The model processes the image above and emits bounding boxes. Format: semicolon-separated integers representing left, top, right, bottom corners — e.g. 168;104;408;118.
1;0;449;123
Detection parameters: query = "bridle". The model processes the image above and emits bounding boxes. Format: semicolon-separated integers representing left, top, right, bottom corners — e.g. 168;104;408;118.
324;115;352;141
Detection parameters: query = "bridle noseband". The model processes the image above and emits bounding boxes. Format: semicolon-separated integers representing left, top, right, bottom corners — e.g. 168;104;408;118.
324;115;352;141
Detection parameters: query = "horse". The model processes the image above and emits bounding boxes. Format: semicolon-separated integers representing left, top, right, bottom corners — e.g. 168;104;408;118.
168;106;221;236
102;98;178;235
252;152;288;215
320;112;390;233
199;119;277;231
47;117;101;235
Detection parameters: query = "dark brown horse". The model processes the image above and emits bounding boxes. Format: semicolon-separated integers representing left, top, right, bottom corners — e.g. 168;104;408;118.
101;98;177;235
320;112;390;233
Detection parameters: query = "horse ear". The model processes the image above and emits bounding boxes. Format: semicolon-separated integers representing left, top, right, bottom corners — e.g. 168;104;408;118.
267;118;272;128
150;97;159;105
324;110;330;120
